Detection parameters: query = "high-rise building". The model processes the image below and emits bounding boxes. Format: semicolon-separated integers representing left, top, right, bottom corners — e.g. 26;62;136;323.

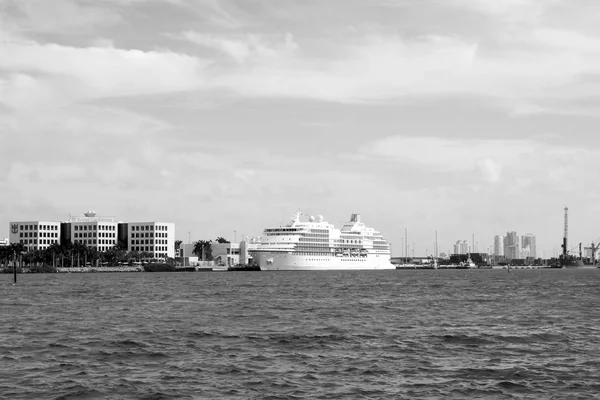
504;231;520;260
493;235;504;256
521;234;537;259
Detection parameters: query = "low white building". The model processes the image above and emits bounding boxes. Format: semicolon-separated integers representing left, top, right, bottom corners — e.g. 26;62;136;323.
8;221;61;251
211;241;259;266
0;238;9;246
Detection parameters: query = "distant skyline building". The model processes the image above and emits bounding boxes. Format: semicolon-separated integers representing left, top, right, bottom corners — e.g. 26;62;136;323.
521;234;537;259
493;235;504;256
504;231;520;260
453;240;469;255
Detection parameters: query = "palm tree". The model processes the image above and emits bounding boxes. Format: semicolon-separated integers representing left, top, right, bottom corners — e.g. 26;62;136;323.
126;250;140;264
9;243;26;270
87;246;99;267
72;242;88;267
140;251;153;263
46;242;63;268
193;240;213;261
0;246;11;269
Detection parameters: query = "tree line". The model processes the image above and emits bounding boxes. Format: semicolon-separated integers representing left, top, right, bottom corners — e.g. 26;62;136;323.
1;235;233;269
0;242;163;269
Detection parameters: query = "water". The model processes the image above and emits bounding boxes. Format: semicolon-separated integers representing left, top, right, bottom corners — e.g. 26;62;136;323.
1;269;599;399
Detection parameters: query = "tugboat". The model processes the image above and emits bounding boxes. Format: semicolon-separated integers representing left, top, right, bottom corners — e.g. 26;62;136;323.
458;254;477;269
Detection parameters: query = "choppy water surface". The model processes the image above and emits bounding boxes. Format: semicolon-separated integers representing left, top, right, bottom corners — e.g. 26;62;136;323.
1;269;600;399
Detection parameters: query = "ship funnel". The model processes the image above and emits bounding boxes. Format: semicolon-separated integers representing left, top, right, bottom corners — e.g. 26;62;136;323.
350;213;360;222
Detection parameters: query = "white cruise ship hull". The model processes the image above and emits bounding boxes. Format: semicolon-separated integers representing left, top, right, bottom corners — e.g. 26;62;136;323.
251;251;395;271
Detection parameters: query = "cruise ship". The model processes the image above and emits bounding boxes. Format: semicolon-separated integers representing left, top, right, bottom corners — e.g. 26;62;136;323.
249;211;395;270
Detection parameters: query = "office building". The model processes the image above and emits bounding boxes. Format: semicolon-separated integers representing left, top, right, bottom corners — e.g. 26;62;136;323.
123;222;175;259
8;211;175;260
68;211;118;252
8;221;61;251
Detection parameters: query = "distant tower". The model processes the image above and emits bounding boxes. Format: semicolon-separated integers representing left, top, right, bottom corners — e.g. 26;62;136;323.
494;235;504;256
562;207;568;259
521;234;537;259
503;232;520;260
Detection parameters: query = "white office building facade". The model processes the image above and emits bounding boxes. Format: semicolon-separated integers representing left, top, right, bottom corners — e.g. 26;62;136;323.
71;221;118;252
127;222;175;260
8;212;175;260
8;221;61;251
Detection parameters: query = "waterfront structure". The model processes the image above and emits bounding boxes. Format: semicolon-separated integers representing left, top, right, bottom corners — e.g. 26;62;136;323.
179;243;195;258
504;231;520;260
453;240;469;255
211;242;240;266
211;241;259;266
249;211;395;270
8;221;61;251
8;211;175;259
521;234;537;259
123;222;175;259
493;235;504;256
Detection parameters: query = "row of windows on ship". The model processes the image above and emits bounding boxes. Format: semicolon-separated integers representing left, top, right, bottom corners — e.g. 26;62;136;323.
295;249;370;257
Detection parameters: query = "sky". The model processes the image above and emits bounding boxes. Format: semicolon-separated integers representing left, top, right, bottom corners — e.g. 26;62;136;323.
1;0;600;258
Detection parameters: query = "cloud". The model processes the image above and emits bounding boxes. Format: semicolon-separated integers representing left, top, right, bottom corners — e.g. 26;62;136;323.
174;31;298;64
477;159;503;183
162;27;600;112
1;0;122;34
363;135;600;188
0;40;208;109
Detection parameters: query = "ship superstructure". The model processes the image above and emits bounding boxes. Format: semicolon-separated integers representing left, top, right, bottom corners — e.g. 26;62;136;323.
249;210;395;270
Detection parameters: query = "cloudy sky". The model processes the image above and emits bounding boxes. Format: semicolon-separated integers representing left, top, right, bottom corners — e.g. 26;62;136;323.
1;0;599;258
